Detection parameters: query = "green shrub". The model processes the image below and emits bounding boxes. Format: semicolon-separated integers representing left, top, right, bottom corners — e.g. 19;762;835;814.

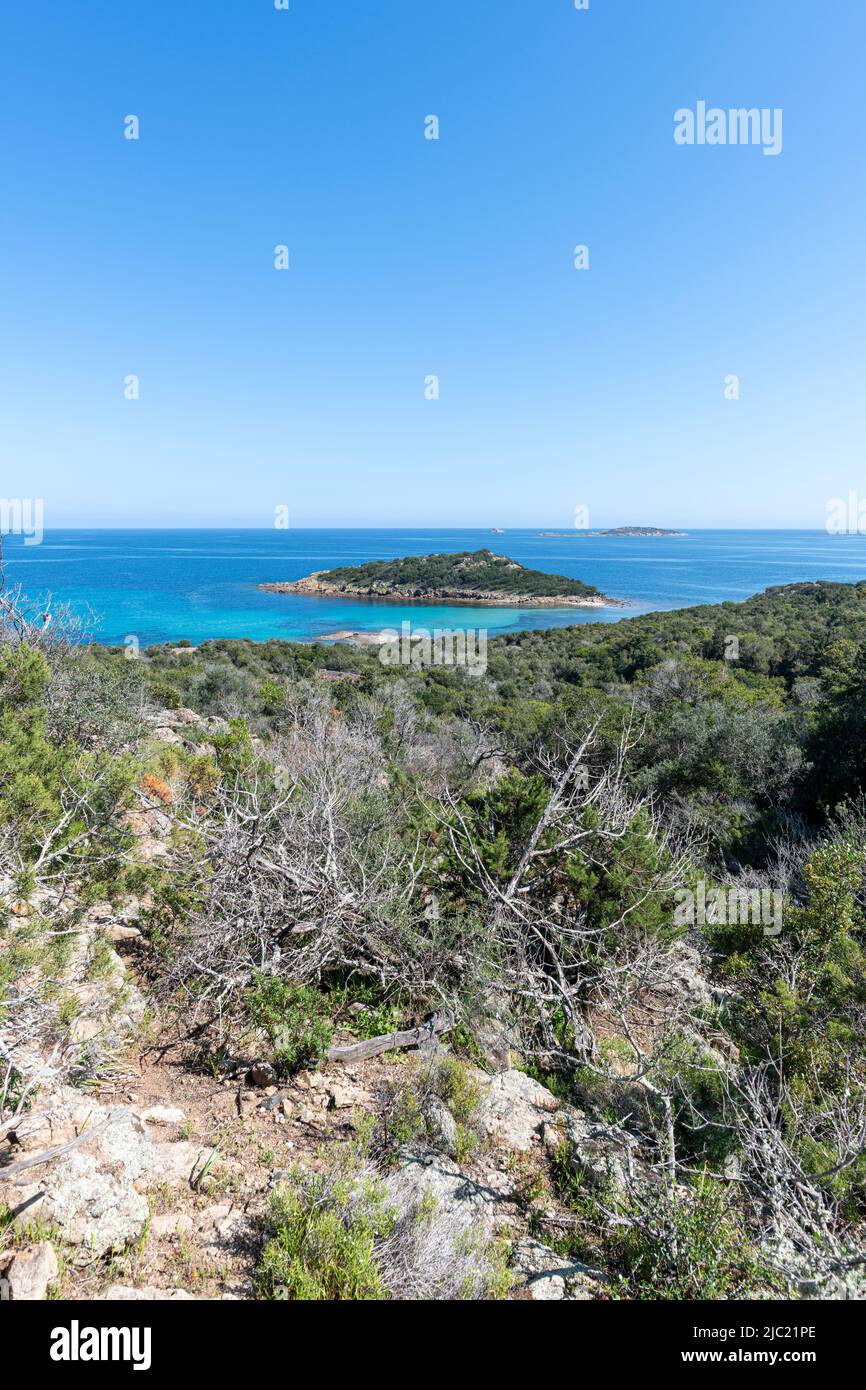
612;1177;769;1301
247;976;335;1075
377;1055;482;1161
256;1143;512;1301
257;1168;397;1300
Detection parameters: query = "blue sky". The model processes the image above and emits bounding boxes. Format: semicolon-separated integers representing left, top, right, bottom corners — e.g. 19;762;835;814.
0;0;863;529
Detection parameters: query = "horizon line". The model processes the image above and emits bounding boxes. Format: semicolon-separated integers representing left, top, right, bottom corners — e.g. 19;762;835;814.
0;526;845;535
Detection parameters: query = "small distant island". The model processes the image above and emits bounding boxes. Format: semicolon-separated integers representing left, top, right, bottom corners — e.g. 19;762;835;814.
260;549;618;608
540;526;688;538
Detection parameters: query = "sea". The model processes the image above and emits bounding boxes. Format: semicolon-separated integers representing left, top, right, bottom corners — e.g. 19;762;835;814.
1;528;865;648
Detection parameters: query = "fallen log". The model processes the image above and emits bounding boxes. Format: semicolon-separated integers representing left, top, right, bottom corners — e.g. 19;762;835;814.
0;1121;110;1183
327;1010;454;1064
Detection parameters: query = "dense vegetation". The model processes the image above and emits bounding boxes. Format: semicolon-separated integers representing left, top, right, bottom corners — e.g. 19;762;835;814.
287;548;602;599
131;577;866;862
3;574;866;1299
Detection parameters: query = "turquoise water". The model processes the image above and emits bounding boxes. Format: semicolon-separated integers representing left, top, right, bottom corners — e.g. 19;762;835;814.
2;529;865;647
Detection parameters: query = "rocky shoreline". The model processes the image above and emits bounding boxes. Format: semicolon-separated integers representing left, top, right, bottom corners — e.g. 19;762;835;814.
259;572;620;608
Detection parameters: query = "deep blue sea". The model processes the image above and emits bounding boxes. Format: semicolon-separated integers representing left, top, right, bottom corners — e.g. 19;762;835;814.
2;529;865;647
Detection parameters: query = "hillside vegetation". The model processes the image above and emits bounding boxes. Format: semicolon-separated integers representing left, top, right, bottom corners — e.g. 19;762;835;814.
2;575;866;1301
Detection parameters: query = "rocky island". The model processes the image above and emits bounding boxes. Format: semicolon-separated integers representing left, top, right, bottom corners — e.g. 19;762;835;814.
259;548;617;607
540;526;688;537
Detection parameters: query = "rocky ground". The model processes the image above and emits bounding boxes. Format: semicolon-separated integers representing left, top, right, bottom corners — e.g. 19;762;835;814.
2;1010;624;1301
2;966;632;1302
0;704;705;1303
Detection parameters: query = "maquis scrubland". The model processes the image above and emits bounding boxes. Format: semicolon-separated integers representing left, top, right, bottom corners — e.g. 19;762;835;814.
2;571;865;1302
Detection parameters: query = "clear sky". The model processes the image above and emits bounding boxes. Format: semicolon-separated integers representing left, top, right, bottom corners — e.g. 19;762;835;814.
0;0;863;530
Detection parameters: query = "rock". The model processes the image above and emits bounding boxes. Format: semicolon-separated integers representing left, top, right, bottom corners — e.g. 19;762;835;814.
198;1203;231;1226
102;924;143;943
2;1243;59;1300
99;1285;197;1301
150;1212;195;1238
474;1019;514;1074
511;1238;606;1301
249;1062;278;1088
422;1094;459;1158
297;1103;325;1126
134;836;169;863
43;1151;151;1253
167;707;204;726
141;1106;187;1126
151;726;185;746
68;1015;107;1044
666;941;713;1009
0;1089;225;1256
545;1109;638;1195
85;902;114;922
326;1079;370;1111
145;1141;221;1189
477;1070;558;1152
395;1152;501;1232
7;1107;76;1153
198;1204;244;1243
763;1236;866;1301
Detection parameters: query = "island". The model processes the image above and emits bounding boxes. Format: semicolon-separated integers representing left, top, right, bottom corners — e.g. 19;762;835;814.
259;549;618;608
539;526;688;538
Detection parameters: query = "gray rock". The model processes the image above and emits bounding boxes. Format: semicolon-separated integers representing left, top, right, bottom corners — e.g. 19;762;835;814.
512;1237;606;1301
666;941;712;1008
422;1094;459;1158
545;1109;638;1195
2;1242;59;1300
141;1105;186;1126
0;1092;224;1255
477;1070;558;1152
102;924;143;943
474;1017;518;1074
46;1151;150;1253
326;1078;370;1111
395;1152;501;1232
151;726;185;746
